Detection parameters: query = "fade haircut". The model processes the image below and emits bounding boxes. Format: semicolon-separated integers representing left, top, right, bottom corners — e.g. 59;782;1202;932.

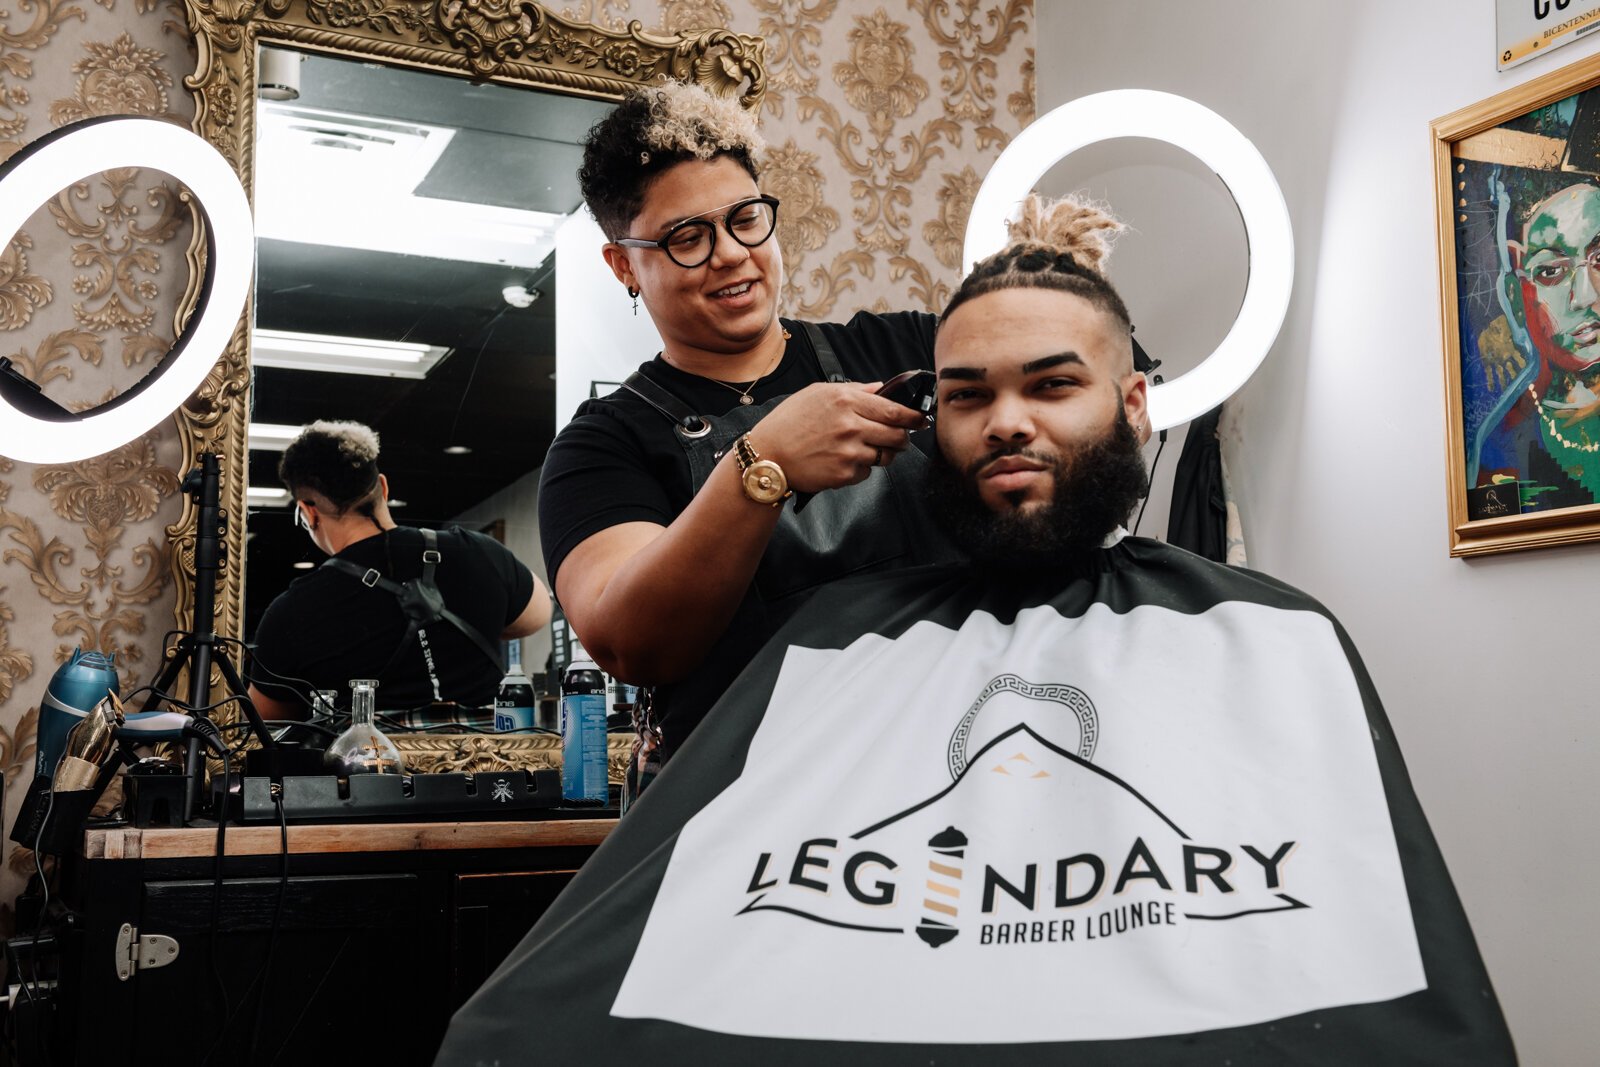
939;194;1132;339
278;420;382;515
578;80;766;241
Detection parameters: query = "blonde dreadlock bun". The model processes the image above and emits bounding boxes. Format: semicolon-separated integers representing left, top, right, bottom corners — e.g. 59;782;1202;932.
939;192;1132;330
1003;193;1125;273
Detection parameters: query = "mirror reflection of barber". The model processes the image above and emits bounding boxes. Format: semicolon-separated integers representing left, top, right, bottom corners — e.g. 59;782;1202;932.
539;83;956;796
248;421;552;725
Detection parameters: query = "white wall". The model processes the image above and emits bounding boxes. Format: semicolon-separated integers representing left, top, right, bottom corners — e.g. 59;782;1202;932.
554;210;663;429
1038;3;1600;1061
453;465;553;681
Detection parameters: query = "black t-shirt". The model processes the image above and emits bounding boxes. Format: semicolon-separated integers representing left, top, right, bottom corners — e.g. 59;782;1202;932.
538;310;938;756
539;311;937;585
251;525;535;715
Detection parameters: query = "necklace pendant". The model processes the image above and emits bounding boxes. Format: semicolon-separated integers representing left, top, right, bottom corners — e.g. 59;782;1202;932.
739;394;754;405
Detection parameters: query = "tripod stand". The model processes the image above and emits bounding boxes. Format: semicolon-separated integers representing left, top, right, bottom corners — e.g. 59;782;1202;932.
140;451;272;823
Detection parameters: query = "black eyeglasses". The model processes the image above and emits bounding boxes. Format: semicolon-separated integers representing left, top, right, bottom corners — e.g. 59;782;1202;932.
616;195;780;268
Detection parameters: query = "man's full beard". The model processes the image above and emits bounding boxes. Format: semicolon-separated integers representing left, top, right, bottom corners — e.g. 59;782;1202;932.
928;407;1149;569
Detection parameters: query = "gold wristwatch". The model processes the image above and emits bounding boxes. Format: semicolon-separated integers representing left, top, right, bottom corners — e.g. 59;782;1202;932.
733;433;791;507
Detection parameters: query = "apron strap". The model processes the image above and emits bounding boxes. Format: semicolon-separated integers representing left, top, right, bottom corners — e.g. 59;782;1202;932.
621;371;708;435
799;321;848;382
322;532;506;688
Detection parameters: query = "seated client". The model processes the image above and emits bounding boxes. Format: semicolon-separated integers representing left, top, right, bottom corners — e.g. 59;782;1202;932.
435;197;1514;1064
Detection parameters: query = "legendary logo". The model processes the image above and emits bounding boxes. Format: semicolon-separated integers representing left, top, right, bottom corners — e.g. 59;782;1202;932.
738;676;1306;949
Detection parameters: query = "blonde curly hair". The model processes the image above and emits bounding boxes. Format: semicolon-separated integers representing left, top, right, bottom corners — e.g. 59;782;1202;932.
639;80;766;164
279;420;384;513
579;80;766;240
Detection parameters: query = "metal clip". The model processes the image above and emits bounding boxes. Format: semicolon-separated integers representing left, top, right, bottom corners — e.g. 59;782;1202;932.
422;550;442;564
361;568;381;587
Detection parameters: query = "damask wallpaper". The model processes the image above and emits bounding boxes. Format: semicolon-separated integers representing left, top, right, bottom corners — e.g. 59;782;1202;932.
562;0;1034;318
0;0;1032;924
0;0;194;926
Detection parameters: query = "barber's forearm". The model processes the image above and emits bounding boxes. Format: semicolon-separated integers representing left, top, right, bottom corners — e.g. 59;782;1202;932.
248;684;302;721
572;456;781;685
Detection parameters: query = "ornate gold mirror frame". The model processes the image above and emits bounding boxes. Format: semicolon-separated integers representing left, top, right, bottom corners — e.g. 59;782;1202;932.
172;0;766;775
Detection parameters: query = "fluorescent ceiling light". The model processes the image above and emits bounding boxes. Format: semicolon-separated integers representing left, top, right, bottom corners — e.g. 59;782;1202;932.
248;422;304;450
963;89;1293;431
256;102;561;268
0;118;252;464
252;328;450;379
247;486;291;506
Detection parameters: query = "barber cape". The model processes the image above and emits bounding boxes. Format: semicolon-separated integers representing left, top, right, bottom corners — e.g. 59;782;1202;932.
435;538;1514;1065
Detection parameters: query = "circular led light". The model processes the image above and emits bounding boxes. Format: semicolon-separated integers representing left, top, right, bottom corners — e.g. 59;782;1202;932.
963;90;1293;431
0;116;253;463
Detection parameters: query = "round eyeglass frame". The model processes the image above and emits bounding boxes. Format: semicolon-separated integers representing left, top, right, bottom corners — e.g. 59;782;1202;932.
615;195;781;268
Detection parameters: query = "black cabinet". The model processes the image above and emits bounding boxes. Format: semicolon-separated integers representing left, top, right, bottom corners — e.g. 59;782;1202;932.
33;821;608;1066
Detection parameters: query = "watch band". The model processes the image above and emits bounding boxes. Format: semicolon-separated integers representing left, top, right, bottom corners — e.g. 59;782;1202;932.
733;433;791;507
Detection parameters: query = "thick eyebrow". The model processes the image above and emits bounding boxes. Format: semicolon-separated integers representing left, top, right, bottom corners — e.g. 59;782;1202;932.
938;367;985;381
1021;352;1085;374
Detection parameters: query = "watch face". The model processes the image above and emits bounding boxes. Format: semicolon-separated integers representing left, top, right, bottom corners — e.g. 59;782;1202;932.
743;460;788;504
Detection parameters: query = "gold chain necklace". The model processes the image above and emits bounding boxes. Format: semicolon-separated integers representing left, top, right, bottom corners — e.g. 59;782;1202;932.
672;328;792;406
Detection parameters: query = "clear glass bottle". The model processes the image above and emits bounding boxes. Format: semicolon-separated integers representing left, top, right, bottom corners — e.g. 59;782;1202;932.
310;689;339;720
323;678;405;776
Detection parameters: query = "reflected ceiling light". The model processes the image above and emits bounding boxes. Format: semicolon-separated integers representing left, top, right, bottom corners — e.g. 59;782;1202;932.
248;422;304;451
252;328;450;379
962;89;1293;431
292;561;316;570
443;445;472;455
255;103;561;268
0;117;253;464
246;486;292;506
258;47;302;102
501;283;542;308
387;499;407;508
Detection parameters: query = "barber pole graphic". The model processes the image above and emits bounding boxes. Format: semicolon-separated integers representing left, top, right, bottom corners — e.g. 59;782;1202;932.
918;825;967;947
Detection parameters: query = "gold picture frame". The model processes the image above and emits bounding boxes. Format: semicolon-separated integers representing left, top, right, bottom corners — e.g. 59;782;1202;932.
1433;51;1600;556
171;0;766;774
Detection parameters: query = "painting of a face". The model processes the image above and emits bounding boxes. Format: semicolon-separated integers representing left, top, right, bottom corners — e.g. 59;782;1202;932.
1444;79;1600;545
1514;183;1600;369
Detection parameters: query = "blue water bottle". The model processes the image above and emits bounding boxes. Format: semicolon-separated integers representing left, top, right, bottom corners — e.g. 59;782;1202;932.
560;647;608;803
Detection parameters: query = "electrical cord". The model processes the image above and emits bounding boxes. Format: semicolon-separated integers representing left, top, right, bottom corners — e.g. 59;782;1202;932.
199;766;295;1066
247;791;290;1063
199;745;232;1066
1133;427;1169;537
18;786;56;1016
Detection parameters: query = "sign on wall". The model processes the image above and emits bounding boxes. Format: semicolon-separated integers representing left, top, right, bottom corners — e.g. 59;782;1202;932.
1499;0;1600;71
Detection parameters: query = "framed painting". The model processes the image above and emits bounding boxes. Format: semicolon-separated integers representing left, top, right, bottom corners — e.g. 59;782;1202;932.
1434;51;1600;555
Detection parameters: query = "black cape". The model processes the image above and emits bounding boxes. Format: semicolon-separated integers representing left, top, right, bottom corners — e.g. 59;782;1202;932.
436;539;1514;1065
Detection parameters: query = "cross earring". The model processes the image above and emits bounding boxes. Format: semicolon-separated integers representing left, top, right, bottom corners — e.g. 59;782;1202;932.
628;286;639;315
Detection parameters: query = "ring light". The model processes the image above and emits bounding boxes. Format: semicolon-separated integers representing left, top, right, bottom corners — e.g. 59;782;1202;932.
962;90;1293;431
0;117;252;464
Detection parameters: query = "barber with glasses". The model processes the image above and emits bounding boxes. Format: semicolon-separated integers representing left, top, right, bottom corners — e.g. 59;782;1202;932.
539;84;955;802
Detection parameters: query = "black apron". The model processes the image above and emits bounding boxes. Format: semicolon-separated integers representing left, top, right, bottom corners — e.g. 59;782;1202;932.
618;321;955;805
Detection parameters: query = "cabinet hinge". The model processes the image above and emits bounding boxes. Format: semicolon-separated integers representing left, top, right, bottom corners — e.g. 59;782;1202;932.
115;922;179;981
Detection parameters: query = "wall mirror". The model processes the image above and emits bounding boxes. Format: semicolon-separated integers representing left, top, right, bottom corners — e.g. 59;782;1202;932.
174;0;766;774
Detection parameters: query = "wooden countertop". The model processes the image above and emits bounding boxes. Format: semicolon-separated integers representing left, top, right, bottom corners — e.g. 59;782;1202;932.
83;817;617;860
